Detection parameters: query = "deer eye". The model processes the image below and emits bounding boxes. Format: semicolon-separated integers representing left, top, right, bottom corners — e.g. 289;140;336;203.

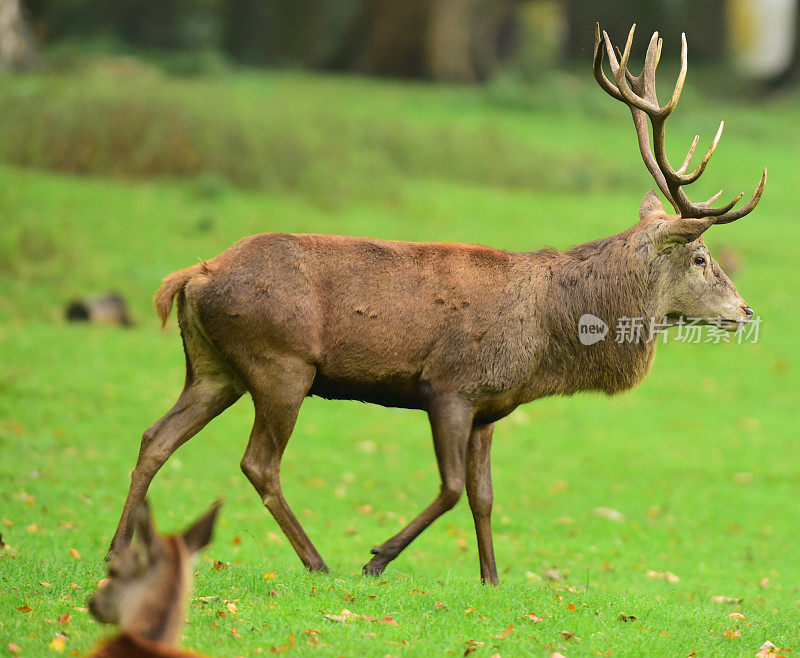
693;255;706;266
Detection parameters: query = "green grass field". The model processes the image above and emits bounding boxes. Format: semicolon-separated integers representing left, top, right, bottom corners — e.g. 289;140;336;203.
1;65;799;656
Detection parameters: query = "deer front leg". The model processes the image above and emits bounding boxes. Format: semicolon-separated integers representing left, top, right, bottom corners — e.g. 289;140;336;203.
363;395;472;577
466;422;498;585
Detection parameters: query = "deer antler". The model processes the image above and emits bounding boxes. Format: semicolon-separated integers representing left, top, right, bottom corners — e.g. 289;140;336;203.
593;23;766;224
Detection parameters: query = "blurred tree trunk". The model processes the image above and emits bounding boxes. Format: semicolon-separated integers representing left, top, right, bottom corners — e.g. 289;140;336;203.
329;0;518;82
0;0;39;71
766;0;800;88
225;0;327;66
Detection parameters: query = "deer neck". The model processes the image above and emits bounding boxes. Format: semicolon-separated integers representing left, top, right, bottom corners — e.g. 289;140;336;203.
524;236;661;397
121;537;190;646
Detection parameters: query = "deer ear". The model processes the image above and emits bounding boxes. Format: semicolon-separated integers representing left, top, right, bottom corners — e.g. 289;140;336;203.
132;500;156;550
655;215;717;246
182;500;221;555
639;189;667;220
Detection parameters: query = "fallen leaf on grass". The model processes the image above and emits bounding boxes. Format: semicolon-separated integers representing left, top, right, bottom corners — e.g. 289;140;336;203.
8;643;20;654
756;640;791;658
559;630;578;641
69;548;81;560
646;570;680;583
40;582;52;587
49;634;68;652
723;629;741;639
464;607;477;614
323;609;362;623
264;572;276;581
544;567;564;582
567;603;576;611
16;605;32;613
729;612;746;621
323;613;349;623
434;602;448;610
197;596;218;603
226;602;238;615
57;613;71;625
525;613;544;622
759;578;770;589
380;616;398;626
711;595;743;605
495;624;513;639
269;633;294;653
617;614;637;622
551;653;567;658
97;578;109;589
594;507;625;522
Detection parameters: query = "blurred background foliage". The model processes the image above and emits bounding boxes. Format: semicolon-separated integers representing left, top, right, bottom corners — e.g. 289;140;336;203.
0;0;796;197
3;0;799;83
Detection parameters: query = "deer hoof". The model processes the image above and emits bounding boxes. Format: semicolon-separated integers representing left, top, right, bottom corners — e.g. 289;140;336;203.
362;560;386;577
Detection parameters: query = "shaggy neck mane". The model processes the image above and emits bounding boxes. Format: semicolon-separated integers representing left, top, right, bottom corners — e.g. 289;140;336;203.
528;228;659;397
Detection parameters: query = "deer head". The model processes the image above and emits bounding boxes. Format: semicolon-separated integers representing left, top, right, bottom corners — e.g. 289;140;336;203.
89;501;220;646
594;23;766;329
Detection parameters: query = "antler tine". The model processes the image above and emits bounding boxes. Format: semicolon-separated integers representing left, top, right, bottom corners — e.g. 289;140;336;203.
689;191;742;216
593;23;623;100
675;121;724;183
701;189;724;206
711;168;767;224
659;33;688;118
610;28;663;116
641;31;660;103
676;135;700;174
614;45;639;87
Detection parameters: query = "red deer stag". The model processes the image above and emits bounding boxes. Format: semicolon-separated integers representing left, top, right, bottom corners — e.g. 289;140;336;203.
90;501;219;657
108;24;765;584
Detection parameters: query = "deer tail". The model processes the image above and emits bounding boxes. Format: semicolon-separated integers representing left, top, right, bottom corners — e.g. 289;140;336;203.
153;261;209;327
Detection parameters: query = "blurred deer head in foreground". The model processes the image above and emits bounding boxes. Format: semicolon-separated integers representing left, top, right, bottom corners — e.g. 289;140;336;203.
89;501;219;656
594;23;765;328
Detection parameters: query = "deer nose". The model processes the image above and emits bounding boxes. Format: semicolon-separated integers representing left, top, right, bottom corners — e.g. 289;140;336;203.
742;305;753;319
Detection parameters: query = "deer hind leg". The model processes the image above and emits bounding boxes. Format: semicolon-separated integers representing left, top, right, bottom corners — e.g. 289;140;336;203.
466;422;498;585
363;395;473;577
108;332;242;557
239;357;328;572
